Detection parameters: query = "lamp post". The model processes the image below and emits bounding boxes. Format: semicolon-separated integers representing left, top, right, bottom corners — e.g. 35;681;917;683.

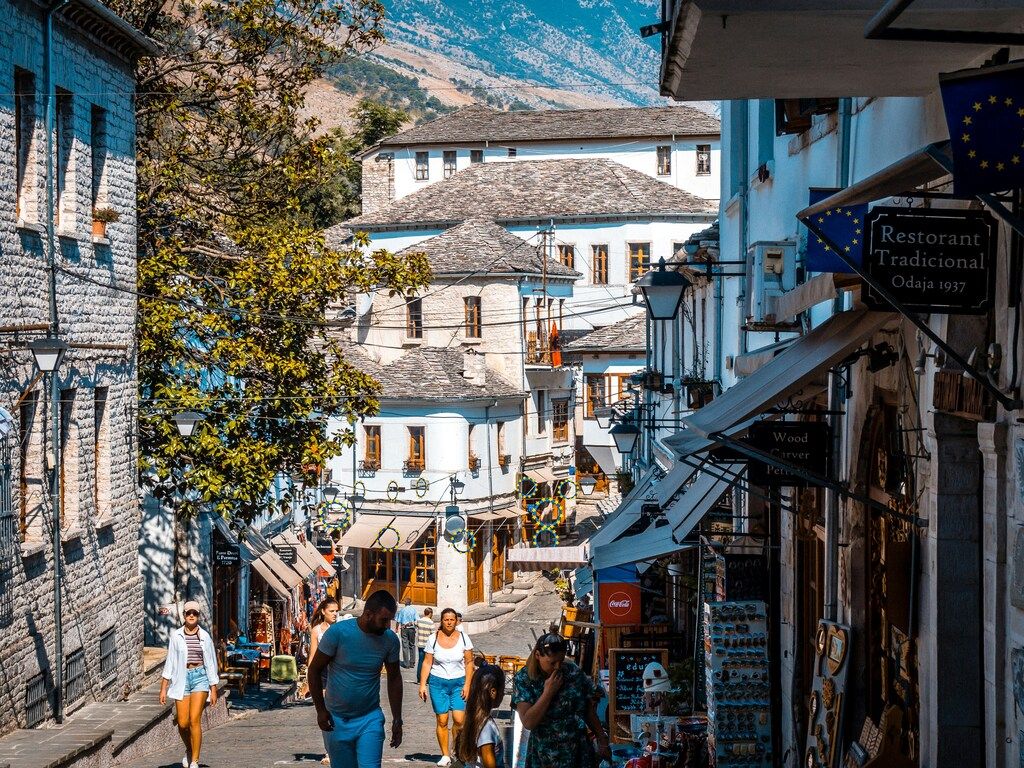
30;336;66;723
635;257;690;321
172;410;204;438
610;421;641;456
579;474;598;496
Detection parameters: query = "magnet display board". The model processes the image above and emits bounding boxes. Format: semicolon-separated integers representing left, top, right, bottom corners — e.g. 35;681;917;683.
608;647;669;743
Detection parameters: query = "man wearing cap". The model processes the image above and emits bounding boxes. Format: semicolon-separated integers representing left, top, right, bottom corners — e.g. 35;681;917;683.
308;589;404;768
160;600;220;768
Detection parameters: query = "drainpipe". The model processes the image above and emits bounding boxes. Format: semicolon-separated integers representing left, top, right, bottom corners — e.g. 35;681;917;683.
824;97;853;623
737;101;750;357
44;0;71;725
485;401;496;605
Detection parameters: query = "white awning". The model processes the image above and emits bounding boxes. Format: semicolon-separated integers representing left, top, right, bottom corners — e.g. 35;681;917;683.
767;274;859;322
339;515;434;551
250;557;293;600
272;531;334;577
732;338;796;378
591;464;743;571
664;308;896;460
525;467;556;485
507;544;589;572
258;548;305;588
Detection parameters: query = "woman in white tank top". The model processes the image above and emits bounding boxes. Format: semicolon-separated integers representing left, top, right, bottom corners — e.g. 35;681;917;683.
307;597;339;766
419;608;476;767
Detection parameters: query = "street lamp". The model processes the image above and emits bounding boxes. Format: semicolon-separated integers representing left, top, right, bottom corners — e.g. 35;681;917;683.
594;406;613;430
29;337;67;372
579;475;597;496
322;485;339;501
172;411;204;438
635;257;691;321
610;421;641;455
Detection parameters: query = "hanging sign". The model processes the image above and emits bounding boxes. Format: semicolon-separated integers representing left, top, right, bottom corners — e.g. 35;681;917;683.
273;545;297;565
862;207;997;314
748;421;830;487
212;533;240;567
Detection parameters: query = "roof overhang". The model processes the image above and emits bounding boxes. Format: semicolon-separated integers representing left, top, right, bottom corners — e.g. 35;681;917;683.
352;212;717;235
660;1;1024;100
55;0;160;59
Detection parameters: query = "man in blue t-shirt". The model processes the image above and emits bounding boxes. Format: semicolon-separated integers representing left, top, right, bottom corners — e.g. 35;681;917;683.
308;590;403;768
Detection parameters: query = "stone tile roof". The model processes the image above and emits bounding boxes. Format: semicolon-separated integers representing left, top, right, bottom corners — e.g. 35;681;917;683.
343;345;525;401
373;104;720;148
347;159;716;229
396;219;579;279
564;313;647;353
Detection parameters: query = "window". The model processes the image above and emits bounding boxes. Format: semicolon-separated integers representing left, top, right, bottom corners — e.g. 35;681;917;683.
55;89;73;226
470;149;483;164
407;427;425;471
19;393;38;541
14;68;36;220
536;391;546;435
25;673;47;728
584;375;606;418
99;627;117;683
497;421;506;458
90;106;107;211
65;648;85;705
552;399;569;443
443;150;457;178
657;145;672;175
697;144;712;175
415;151;429;181
406;297;423;338
59;389;78;528
507;147;517;158
591;245;608;285
363;425;381;469
93;388;109;520
628;243;651;283
557;244;575;269
464;296;482;338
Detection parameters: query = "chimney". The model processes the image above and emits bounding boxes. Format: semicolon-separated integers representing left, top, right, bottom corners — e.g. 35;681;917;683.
462;349;486;387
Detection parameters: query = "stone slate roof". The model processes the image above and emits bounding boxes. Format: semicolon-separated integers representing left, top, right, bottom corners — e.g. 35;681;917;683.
347;159;716;229
564;313;647;353
396;219;579;279
372;104;720;148
342;345;524;401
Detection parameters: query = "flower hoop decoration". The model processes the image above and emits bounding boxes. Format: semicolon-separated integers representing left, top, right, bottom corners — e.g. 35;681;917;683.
353;481;367;499
386;481;400;501
518;475;538;499
532;523;559;548
376;525;401;552
317;501;350;531
414;477;429;498
554;479;576;500
452;529;477;554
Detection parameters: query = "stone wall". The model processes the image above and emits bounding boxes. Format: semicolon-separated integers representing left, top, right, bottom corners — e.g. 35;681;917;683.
360;151;394;215
0;0;143;736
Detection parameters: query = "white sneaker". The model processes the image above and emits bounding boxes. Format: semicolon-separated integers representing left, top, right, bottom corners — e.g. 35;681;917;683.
189;763;199;768
437;757;452;767
182;758;189;768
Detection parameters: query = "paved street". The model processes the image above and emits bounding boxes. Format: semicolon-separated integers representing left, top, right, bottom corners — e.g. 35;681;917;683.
124;584;562;768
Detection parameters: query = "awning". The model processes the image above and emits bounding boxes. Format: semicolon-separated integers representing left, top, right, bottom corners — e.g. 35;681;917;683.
339;515;434;551
733;338;797;378
571;567;594;597
272;531;334;578
798;142;951;220
767;274;860;323
524;467;556;485
258;548;305;588
250;557;292;600
664;308;896;459
469;507;521;521
507;544;589;572
591;464;742;571
585;467;662;550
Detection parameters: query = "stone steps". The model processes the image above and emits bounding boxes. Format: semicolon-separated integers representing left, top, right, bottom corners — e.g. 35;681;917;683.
491;592;529;605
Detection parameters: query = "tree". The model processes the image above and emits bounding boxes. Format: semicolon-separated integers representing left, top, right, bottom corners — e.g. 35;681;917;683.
106;0;431;524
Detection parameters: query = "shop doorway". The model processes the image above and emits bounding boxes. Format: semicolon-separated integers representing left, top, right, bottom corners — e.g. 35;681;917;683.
360;529;438;605
467;531;485;605
491;524;514;593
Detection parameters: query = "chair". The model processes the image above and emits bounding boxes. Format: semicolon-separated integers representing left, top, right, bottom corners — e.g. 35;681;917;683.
217;647;247;698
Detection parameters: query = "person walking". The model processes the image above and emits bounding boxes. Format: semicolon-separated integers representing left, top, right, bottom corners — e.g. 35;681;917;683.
308;590;404;768
415;607;436;682
512;633;612;768
394;597;419;669
308;597;340;766
159;600;220;768
455;664;506;768
419;607;475;767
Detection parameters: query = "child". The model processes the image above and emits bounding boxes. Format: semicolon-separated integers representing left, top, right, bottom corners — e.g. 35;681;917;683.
455;663;506;768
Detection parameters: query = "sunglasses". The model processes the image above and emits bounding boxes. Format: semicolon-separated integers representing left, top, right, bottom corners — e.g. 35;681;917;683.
537;634;567;654
184;610;200;617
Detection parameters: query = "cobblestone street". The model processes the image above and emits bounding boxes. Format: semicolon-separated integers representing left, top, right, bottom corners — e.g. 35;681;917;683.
123;584;563;768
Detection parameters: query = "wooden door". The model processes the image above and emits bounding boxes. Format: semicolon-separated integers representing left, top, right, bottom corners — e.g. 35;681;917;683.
467;533;485;604
491;528;507;593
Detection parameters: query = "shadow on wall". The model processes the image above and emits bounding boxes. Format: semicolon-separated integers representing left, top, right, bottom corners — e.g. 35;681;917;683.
140;493;175;647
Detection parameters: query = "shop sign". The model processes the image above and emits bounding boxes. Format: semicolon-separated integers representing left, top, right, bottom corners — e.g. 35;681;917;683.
748;421;830;487
212;533;240;567
273;545;297;565
598;581;642;626
862;207;997;315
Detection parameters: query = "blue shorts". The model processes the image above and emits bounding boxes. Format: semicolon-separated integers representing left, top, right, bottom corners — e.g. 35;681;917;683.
323;708;385;768
427;675;466;715
183;667;210;696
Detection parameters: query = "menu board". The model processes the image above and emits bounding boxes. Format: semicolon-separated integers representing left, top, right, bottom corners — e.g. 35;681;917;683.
608;647;669;743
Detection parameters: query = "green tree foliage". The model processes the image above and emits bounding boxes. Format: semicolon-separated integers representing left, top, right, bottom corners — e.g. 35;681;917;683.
107;0;431;522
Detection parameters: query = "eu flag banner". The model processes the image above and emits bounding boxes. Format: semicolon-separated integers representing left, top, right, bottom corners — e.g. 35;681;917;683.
802;188;868;274
940;61;1024;196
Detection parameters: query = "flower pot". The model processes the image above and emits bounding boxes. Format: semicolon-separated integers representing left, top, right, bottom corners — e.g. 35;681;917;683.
92;219;106;238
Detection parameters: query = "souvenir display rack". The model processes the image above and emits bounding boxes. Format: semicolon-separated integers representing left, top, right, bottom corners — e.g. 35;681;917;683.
805;620;851;768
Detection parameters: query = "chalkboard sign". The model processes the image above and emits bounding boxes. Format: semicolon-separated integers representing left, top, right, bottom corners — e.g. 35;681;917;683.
608;647;669;743
725;553;768;602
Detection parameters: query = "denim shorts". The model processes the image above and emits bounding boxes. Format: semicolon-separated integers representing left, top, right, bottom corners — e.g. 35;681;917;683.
183;667;210;696
427;675;466;715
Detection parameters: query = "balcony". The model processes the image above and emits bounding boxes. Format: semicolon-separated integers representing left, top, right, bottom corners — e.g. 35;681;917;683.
358;458;379;477
403;458;425;474
526;332;552;366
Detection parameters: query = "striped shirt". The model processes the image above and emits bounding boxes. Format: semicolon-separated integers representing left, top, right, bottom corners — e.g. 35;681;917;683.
415;616;435;649
184;630;204;665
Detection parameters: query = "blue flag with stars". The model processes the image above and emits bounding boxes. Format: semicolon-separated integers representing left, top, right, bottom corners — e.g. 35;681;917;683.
803;188;868;274
940;61;1024;196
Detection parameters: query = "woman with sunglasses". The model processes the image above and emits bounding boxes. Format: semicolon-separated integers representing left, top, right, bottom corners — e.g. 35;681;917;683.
159;600;220;768
511;633;611;768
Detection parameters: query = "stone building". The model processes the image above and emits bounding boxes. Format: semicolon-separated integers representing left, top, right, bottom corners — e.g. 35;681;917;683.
0;0;153;735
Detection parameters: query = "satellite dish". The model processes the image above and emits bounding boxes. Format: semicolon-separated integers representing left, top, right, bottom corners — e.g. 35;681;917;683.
444;515;466;537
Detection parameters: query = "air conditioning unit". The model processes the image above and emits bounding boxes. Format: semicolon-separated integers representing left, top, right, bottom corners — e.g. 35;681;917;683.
747;241;797;324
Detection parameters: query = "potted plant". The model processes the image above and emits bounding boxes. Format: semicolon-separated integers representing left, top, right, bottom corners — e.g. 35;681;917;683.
468;453;481;472
91;206;119;238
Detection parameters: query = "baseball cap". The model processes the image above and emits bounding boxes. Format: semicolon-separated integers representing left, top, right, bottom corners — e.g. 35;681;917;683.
183;600;202;616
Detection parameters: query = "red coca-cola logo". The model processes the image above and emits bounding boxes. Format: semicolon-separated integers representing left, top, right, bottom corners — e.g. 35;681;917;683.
606;592;633;616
